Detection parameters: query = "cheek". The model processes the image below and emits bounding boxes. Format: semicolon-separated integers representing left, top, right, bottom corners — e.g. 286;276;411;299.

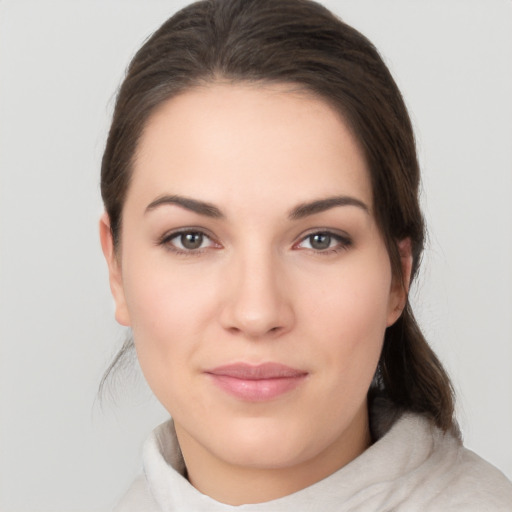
304;259;392;380
120;254;218;394
123;242;216;330
307;256;391;330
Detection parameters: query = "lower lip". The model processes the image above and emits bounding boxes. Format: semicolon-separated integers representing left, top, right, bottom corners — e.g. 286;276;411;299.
207;374;306;402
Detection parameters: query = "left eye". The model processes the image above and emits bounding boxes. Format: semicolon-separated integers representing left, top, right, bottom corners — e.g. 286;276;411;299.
296;232;350;252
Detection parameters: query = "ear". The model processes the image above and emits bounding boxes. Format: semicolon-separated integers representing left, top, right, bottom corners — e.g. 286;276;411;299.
99;212;131;326
386;238;413;327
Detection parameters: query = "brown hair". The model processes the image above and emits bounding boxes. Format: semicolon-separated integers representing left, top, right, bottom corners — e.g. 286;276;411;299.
101;0;456;431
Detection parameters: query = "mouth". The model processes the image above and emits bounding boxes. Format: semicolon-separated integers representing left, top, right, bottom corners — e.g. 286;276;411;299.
204;362;308;402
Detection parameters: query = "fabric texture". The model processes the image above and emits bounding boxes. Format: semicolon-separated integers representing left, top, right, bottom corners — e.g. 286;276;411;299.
114;401;512;511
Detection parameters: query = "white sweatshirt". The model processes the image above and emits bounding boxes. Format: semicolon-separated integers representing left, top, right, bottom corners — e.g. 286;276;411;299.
114;401;512;511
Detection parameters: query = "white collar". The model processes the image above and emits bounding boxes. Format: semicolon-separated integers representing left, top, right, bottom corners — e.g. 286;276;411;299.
141;400;460;511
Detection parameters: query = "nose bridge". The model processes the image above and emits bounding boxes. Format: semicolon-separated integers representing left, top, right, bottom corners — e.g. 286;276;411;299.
221;242;293;337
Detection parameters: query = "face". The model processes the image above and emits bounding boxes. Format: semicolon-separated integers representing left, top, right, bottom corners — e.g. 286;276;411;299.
101;83;408;481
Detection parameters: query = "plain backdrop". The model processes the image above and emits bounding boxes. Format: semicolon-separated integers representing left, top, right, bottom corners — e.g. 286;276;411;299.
1;1;511;510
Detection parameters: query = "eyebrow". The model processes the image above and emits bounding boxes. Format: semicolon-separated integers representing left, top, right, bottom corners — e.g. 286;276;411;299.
145;194;369;220
145;195;224;218
289;196;369;219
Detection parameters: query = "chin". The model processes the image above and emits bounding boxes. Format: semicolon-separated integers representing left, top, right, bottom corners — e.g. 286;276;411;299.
215;437;310;470
206;415;329;469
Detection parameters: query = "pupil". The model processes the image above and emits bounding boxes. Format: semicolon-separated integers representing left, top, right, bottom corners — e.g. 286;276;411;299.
181;232;203;249
311;233;331;250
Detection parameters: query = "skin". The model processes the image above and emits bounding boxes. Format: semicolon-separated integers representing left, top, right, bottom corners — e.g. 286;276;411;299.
100;83;411;505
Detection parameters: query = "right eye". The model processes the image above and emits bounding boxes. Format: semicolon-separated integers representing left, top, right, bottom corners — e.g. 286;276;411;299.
160;230;218;254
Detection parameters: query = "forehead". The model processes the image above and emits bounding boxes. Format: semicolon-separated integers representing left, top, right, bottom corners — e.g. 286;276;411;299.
129;82;372;213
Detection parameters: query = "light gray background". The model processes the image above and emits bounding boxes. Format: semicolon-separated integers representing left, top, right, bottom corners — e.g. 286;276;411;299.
1;1;511;510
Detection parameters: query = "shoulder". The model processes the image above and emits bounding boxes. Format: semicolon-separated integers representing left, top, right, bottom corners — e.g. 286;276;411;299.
427;446;512;510
396;415;512;510
370;405;512;511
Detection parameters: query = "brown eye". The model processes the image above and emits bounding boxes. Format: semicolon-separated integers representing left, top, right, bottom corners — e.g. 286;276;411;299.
309;233;332;250
161;230;217;253
295;231;352;253
180;232;204;250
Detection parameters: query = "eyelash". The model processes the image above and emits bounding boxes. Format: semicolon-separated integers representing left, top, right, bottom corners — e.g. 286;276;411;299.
293;230;353;255
158;229;352;256
158;229;220;256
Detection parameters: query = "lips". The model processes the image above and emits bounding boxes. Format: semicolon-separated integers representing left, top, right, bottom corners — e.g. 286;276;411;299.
205;363;308;401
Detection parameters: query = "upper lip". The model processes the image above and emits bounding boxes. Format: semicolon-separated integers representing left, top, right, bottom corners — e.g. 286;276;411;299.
205;362;308;380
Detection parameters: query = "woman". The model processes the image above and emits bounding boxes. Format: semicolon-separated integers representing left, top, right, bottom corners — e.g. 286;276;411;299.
99;0;512;509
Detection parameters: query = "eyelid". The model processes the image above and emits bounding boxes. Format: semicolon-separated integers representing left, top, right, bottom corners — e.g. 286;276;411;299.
158;227;221;254
292;228;353;251
157;226;352;254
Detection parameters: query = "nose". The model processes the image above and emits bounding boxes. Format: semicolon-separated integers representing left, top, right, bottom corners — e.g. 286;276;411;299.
219;249;295;339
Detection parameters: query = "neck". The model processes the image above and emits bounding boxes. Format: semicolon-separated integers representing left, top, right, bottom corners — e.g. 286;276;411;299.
175;404;371;505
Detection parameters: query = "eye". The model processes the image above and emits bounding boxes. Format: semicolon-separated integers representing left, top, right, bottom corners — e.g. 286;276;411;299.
295;231;352;253
160;230;218;253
